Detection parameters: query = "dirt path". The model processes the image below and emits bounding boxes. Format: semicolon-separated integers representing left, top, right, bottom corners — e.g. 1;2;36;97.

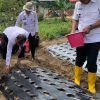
24;37;100;93
0;37;100;99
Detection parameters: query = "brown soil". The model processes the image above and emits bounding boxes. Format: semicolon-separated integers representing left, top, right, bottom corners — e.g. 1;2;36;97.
0;37;100;99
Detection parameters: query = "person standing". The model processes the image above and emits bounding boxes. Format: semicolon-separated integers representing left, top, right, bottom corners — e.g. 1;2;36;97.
15;1;38;61
71;0;100;93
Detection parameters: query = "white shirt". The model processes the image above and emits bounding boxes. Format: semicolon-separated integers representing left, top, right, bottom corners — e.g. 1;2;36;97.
73;0;100;43
15;11;38;36
3;26;29;66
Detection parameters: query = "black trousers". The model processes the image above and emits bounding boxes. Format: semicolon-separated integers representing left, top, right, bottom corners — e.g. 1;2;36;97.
28;34;36;59
0;34;25;59
75;42;100;73
0;34;8;59
12;44;25;58
18;45;25;58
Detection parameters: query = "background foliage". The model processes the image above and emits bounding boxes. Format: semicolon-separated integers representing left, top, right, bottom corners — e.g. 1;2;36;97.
39;18;72;40
0;0;24;31
0;0;74;40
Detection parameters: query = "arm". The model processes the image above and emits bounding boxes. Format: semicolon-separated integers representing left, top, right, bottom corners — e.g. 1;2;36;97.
5;41;13;73
82;20;100;34
71;20;79;33
15;14;22;26
35;12;38;36
6;41;13;66
90;20;100;29
70;2;80;33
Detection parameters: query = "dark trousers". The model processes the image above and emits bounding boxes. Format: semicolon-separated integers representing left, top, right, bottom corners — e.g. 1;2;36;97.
0;34;25;59
0;45;7;59
28;34;36;59
75;42;100;73
0;34;8;59
12;44;25;58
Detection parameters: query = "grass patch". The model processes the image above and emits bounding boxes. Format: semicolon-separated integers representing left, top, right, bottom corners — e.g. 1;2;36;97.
39;18;72;40
0;17;72;40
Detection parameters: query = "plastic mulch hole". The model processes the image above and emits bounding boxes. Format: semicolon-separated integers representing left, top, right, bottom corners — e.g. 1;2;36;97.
43;91;50;96
43;79;50;82
47;73;53;76
15;83;24;88
36;86;43;90
66;93;75;97
53;77;59;80
49;83;56;86
31;70;37;73
26;92;37;98
57;88;65;92
23;87;30;92
42;70;47;73
50;98;57;100
68;86;75;89
28;79;35;84
30;81;35;84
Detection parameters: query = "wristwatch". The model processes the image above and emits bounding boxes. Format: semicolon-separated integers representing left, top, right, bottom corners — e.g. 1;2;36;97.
89;25;93;30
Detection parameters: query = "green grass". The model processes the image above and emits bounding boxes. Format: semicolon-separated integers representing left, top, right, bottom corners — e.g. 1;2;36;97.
39;18;72;40
0;18;72;40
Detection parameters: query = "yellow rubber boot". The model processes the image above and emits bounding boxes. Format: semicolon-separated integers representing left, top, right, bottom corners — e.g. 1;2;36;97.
88;72;96;93
74;66;83;86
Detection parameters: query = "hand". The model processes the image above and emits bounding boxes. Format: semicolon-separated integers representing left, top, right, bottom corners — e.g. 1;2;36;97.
5;65;11;74
65;33;74;37
17;47;21;56
82;26;91;34
35;35;39;39
35;32;38;38
17;58;21;65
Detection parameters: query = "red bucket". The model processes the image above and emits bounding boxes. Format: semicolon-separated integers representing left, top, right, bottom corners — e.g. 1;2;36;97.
24;40;30;53
66;32;84;48
69;0;77;3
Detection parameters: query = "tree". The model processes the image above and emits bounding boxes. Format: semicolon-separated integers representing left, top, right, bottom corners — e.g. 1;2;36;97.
56;0;75;21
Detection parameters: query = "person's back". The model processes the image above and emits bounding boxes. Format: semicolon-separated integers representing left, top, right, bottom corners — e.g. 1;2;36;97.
2;26;29;73
3;26;28;43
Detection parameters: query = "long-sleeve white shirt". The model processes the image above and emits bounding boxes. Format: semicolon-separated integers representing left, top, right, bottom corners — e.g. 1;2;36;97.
3;26;29;66
15;11;38;36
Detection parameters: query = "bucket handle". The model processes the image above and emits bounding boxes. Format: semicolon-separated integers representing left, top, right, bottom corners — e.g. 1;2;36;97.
65;32;85;38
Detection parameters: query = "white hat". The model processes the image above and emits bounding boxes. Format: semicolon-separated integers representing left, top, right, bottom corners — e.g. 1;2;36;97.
23;2;34;11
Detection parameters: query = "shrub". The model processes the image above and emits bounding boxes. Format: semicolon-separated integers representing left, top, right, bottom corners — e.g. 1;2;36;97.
39;18;72;40
38;13;44;21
